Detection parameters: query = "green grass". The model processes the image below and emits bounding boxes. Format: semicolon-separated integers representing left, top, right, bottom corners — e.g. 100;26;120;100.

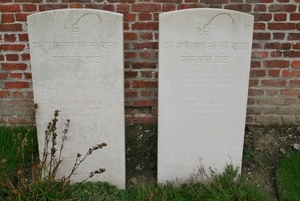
65;165;273;201
277;150;300;201
0;125;37;172
0;126;273;201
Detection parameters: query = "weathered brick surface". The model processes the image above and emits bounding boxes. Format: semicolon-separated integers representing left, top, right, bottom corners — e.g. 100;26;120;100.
0;1;300;126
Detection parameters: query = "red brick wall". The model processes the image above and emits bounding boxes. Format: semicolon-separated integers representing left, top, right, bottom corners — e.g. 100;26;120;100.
1;0;300;126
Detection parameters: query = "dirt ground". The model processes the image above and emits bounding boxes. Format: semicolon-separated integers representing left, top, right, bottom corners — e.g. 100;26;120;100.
125;124;300;200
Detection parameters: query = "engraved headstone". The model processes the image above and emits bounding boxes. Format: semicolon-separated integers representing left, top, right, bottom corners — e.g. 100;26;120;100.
158;9;254;183
28;9;125;188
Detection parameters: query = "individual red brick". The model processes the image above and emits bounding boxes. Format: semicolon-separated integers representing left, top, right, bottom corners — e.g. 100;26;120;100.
282;70;300;77
39;4;68;11
12;91;25;98
252;43;262;49
280;89;300;96
125;71;138;78
245;116;255;124
253;32;270;40
224;4;252;12
0;4;20;12
70;4;84;8
132;80;158;88
268;69;280;77
290;80;300;87
6;54;19;61
274;13;286;21
248;88;264;96
263;60;289;68
288;33;300;40
264;42;291;50
250;61;261;68
292;43;300;49
0;24;23;32
133;116;157;124
255;115;281;124
15;0;42;2
132;61;156;69
0;73;8;79
22;4;37;11
290;13;300;21
0;55;4;61
107;0;121;2
268;5;296;12
124;42;130;50
132;99;158;107
4;34;16;42
268;23;295;30
10;73;22;79
284;51;300;57
251;51;268;58
85;3;115;12
261;79;286;87
291;61;300;68
8;117;31;125
124;22;129;30
250;69;266;77
153;0;181;2
297;23;300;30
273;33;285;40
253;4;266;12
15;13;29;22
18;34;28;42
125;115;132;124
133;42;158;49
139;13;152;21
200;0;228;3
270;51;282;57
24;72;32;79
21;54;30;60
124;32;137;40
124;52;137;58
0;91;10;98
249;79;259;87
162;3;176;11
0;0;13;2
125;91;138;98
141;90;152;97
140;32;153;40
62;0;91;3
132;22;158;30
124;13;136;22
116;4;130;13
266;89;278;96
140;71;152;78
139;52;151;58
253;23;265;30
177;4;198;9
124;81;130;88
2;63;27;71
253;13;272;21
132;3;161;12
2;14;14;23
5;82;30;89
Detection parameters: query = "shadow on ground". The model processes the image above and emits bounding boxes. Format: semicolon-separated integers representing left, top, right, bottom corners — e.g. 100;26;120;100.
126;124;300;200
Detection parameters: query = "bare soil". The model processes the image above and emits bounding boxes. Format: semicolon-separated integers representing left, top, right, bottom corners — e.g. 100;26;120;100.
125;124;300;200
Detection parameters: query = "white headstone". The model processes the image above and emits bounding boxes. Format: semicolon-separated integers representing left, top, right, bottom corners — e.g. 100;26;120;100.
28;9;125;188
158;9;254;183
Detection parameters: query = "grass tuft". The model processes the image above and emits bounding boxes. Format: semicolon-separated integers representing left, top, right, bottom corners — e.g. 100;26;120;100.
277;150;300;201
